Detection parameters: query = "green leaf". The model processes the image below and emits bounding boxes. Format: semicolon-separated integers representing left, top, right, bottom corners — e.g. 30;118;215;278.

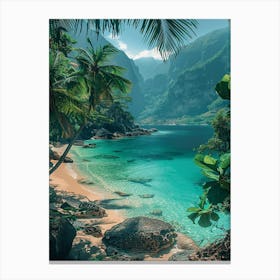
198;214;212;227
220;179;230;191
202;170;219;181
198;209;212;215
194;154;217;172
187;207;201;213
219;153;230;169
188;213;199;224
215;74;230;100
203;181;219;189
210;212;220;221
204;155;217;166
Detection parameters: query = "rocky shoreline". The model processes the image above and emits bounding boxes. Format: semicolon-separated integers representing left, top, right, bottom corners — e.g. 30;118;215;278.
83;126;158;140
49;134;229;261
49;184;199;261
49;144;200;261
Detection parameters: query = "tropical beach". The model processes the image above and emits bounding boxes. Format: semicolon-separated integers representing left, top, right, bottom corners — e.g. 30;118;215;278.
50;144;200;261
49;19;231;261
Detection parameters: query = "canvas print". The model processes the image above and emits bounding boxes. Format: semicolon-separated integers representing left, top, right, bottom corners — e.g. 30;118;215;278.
49;19;230;262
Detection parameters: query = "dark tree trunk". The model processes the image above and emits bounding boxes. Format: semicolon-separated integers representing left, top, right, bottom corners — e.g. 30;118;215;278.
49;123;86;175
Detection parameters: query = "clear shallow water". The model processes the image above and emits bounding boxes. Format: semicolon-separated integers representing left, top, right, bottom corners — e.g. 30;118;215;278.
71;125;230;246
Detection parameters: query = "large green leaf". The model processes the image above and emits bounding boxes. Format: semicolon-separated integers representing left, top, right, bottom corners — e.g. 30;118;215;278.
215;74;230;100
194;154;217;172
210;212;220;221
187;207;201;213
188;213;199;224
202;170;219;181
198;213;211;227
204;155;217;166
219;153;230;169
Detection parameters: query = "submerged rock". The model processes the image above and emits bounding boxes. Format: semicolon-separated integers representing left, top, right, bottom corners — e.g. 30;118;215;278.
139;194;154;198
82;143;96;149
93;154;120;159
102;216;177;253
77;178;95;185
114;191;132;197
150;209;162;216
64;156;73;163
128;178;152;184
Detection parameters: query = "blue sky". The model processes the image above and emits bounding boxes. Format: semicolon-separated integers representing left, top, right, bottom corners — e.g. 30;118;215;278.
105;19;229;60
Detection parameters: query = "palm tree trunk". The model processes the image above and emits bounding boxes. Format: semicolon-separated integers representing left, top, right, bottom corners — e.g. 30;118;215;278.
49;122;86;175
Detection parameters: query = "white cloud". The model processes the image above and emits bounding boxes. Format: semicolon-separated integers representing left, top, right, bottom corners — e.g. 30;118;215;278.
106;33;127;51
132;48;163;60
118;41;127;50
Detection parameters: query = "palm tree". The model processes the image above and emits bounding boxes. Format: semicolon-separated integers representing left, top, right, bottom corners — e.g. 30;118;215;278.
49;19;198;174
50;19;198;60
49;40;131;175
49;50;88;140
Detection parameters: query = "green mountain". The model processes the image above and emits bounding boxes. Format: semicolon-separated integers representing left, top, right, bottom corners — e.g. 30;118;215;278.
134;57;169;81
138;28;230;124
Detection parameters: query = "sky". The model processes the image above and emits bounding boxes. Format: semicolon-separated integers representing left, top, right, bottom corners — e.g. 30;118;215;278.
104;19;230;60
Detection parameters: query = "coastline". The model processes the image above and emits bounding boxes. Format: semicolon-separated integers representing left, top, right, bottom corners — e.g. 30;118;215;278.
49;145;198;261
50;146;126;258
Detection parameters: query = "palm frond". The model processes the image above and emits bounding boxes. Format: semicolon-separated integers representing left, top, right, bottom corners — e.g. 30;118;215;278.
50;19;198;60
127;19;197;60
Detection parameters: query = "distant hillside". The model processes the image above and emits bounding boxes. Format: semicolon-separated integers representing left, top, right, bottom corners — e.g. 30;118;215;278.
138;28;230;124
134;57;169;81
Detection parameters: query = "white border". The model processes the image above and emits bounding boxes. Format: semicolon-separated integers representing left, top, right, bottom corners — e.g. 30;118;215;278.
0;0;279;279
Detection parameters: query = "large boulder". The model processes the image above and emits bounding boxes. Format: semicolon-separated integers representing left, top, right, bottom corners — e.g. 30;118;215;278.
50;216;76;260
102;216;177;253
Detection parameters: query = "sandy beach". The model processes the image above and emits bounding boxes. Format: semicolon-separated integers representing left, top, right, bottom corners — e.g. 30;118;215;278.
49;146;198;261
50;146;127;257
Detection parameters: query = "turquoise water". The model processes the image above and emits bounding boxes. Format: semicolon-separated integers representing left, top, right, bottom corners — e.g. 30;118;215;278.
71;125;230;246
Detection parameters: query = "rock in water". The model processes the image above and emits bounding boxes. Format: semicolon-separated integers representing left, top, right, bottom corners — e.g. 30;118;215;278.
150;209;162;216
139;194;154;198
64;156;73;163
102;216;177;253
114;191;132;197
49;217;76;260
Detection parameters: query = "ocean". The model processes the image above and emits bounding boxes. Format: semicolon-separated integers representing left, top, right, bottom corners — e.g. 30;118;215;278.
71;125;230;246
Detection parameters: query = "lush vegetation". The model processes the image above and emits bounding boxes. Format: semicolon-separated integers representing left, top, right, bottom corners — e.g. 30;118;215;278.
138;28;230;124
187;74;231;228
49;19;198;175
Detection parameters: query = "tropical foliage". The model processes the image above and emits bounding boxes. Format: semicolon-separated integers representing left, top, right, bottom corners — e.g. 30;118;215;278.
49;19;199;175
188;74;231;227
50;19;198;61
